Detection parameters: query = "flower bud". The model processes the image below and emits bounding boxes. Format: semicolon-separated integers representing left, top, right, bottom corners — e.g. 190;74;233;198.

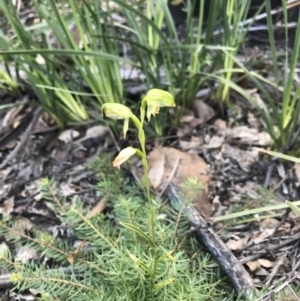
101;103;133;137
112;147;137;169
101;103;133;120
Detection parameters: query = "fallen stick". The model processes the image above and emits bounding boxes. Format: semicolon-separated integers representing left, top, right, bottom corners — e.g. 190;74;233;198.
189;207;255;295
168;184;255;297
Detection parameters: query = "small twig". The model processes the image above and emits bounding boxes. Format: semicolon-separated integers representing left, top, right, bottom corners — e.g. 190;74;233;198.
265;207;291;250
108;126;120;152
0;107;34;149
0;267;78;289
0;107;43;170
67;187;96;197
287;284;300;301
255;260;300;301
266;167;296;249
56;129;74;176
241;232;300;264
265;253;287;287
264;162;275;187
0;274;13;289
157;156;180;199
16;192;40;218
206;1;299;38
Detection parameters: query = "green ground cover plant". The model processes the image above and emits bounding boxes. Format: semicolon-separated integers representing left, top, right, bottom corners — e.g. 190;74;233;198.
0;89;234;300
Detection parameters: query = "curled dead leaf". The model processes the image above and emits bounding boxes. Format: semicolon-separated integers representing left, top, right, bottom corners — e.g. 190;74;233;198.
0;196;14;217
245;260;261;272
86;197;107;219
68;240;87;266
257;258;274;268
58;129;80;143
226;237;245;251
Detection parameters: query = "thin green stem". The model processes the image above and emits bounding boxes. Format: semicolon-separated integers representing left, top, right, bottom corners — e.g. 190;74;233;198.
131;107;157;301
140;98;147;128
130;113;154;241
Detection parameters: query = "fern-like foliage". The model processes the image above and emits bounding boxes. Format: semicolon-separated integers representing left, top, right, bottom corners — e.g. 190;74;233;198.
0;158;231;301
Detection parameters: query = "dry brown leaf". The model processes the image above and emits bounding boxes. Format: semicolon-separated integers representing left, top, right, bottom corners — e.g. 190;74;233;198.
31;115;51;133
0;105;24;132
58;129;80;143
203;134;225;149
193;99;216;123
253;228;275;243
60;182;78;197
148;147;212;217
13;113;25;129
247;112;260;130
253;278;263;286
76;125;109;144
16;246;38;264
20;182;39;198
0;184;11;198
250;218;280;243
245;260;261;272
179;136;202;151
180;108;195;124
68;240;87;266
257;258;274;268
222;144;259;172
177;101;215;132
226;238;245;251
86;197;107;218
226;126;272;146
254;267;269;276
0;167;12;181
86;125;108;137
177;124;192;137
294;163;300;184
260;218;280;230
148;147;165;189
5;141;17;149
0;196;14;217
213;119;227;130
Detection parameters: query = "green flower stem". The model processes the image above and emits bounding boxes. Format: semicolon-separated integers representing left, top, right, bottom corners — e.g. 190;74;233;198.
132;111;157;300
140;98;147;128
130;114;142;131
130;114;154;241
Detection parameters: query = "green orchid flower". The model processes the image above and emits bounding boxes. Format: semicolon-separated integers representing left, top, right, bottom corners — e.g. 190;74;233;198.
142;89;175;121
101;103;133;138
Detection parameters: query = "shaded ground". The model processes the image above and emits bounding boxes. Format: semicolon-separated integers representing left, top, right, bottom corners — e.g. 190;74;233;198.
1;1;300;300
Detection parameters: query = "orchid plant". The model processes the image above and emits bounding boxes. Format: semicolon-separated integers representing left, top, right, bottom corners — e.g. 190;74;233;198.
101;89;175;241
